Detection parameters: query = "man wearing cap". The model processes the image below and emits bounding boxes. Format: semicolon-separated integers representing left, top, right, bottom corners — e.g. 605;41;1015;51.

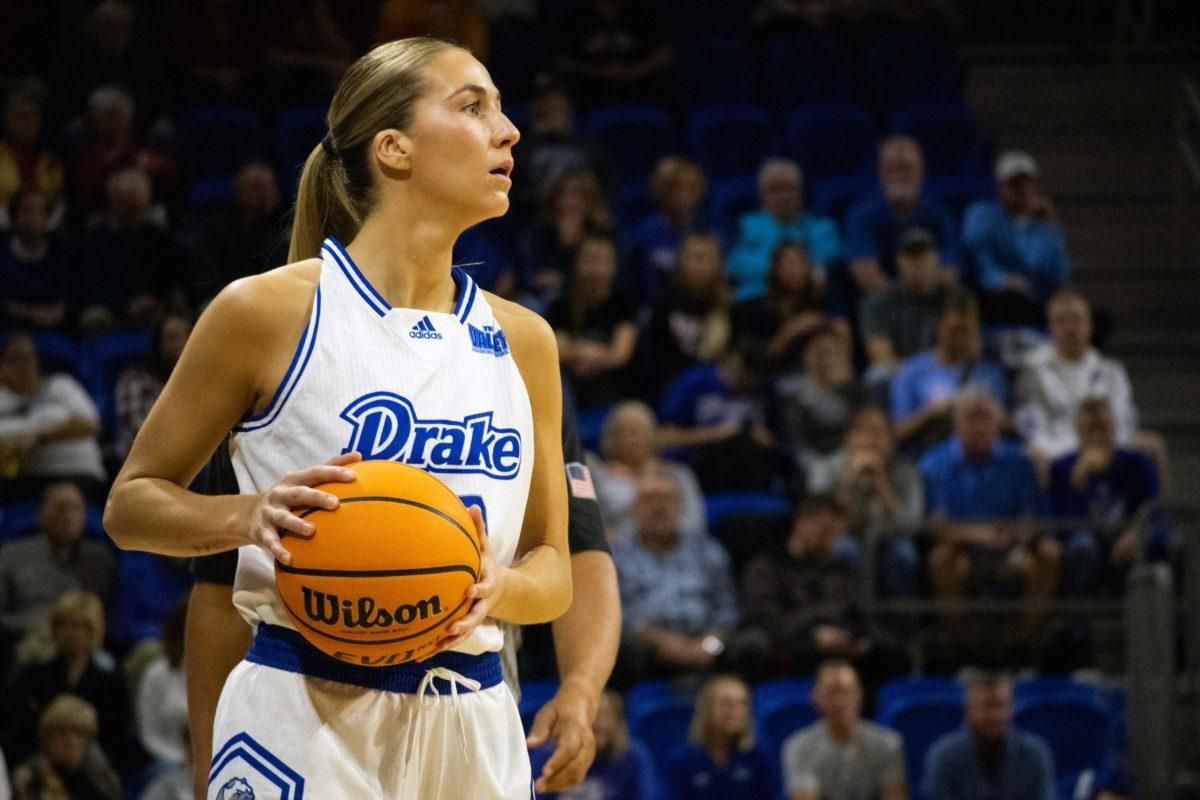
859;227;953;388
844;136;959;294
962;150;1072;324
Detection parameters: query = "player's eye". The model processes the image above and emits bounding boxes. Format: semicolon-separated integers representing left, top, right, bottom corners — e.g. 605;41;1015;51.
464;101;482;116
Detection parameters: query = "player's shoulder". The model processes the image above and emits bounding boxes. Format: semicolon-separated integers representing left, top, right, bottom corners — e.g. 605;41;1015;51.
201;259;322;340
487;292;557;361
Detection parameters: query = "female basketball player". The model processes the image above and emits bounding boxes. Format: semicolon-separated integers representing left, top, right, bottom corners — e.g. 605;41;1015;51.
105;38;571;799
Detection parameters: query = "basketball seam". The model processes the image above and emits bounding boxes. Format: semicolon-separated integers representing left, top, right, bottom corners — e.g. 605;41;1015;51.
296;495;480;560
278;593;473;646
276;563;478;581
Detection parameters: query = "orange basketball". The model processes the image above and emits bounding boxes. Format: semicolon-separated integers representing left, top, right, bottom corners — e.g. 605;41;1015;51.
274;459;480;666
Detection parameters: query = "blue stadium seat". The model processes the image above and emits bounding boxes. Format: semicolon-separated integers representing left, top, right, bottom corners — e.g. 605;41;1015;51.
685;104;775;180
784;103;878;182
613;183;655;233
674;37;756;106
581;105;676;189
705;492;792;532
878;693;964;794
708;174;759;245
876;676;963;716
180;105;266;207
865;34;962;111
754;678;817;754
1015;688;1112;777
518;679;559;733
84;329;153;438
807;173;876;223
485;20;550;102
275;105;328;196
626;686;696;769
29;331;83;379
924;174;996;226
0;500;39;543
761;34;855;108
887;104;983;178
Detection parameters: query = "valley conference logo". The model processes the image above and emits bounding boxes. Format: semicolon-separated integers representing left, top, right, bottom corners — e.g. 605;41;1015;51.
340;391;521;479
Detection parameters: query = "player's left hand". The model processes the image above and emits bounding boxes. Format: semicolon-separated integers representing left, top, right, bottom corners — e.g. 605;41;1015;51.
526;685;597;793
435;506;505;651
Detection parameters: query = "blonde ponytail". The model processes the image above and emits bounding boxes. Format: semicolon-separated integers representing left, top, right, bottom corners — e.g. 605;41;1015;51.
287;37;461;262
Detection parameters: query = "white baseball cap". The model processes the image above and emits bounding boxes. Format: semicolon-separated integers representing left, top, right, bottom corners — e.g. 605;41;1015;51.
995;150;1039;182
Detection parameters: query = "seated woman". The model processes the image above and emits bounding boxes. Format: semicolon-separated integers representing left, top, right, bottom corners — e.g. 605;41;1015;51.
643;233;730;402
543;690;663;800
628;157;709;300
0;189;72;332
732;240;847;373
667;675;775;800
10;695;122;800
547;235;638;439
591;400;707;543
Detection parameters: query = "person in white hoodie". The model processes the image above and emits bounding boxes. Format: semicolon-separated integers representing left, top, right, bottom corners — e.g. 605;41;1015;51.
1015;289;1167;482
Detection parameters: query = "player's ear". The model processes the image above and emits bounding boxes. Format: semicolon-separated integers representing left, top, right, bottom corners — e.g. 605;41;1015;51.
374;129;412;173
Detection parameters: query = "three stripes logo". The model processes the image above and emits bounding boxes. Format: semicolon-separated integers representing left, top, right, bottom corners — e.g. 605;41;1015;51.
408;315;442;340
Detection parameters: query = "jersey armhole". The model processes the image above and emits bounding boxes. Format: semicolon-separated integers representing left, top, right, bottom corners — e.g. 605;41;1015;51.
233;285;323;433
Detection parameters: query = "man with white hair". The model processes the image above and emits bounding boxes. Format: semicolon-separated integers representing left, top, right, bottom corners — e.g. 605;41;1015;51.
961;150;1071;324
726;158;840;301
922;386;1058;646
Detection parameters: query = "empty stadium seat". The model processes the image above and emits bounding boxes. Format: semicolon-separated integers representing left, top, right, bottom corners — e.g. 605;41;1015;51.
705;492;792;531
708;174;759;244
876;676;963;716
180;105;266;207
878;693;964;794
784;103;878;182
674;37;756;106
754;677;818;752
581;105;676;189
685;104;775;180
887;104;984;178
1015;687;1112;777
626;686;696;769
517;679;559;733
865;34;962;111
761;34;855;108
30;331;83;379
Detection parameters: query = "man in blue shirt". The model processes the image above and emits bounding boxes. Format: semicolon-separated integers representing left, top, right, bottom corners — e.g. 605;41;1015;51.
844;136;959;294
962;151;1071;325
922;387;1059;646
924;672;1056;800
1051;396;1167;597
726;159;840;301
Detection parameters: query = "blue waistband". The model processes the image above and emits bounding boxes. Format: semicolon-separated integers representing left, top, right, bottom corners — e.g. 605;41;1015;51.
246;623;503;694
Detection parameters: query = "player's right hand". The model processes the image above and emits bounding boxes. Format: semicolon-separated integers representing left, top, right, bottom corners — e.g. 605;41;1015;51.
246;452;360;565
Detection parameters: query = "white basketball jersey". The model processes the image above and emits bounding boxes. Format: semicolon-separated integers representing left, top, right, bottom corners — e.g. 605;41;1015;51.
229;237;534;655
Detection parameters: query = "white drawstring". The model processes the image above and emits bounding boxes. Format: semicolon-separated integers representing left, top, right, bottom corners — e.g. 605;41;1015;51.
400;667;482;798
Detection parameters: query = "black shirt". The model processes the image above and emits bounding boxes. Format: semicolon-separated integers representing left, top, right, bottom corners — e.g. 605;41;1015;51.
546;291;637;410
192;390;608;585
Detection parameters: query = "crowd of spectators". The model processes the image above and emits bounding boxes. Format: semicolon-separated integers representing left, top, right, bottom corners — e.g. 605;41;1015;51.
0;1;1169;798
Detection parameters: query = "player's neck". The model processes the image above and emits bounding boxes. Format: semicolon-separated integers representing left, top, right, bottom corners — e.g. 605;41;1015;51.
346;214;460;314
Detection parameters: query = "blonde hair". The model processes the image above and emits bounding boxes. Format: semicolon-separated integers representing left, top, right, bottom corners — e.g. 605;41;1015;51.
599;400;657;460
688;674;755;751
289;37;462;262
650;156;707;208
50;590;105;652
39;694;99;739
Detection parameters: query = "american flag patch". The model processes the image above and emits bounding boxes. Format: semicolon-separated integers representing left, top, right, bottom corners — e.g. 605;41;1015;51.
566;462;596;500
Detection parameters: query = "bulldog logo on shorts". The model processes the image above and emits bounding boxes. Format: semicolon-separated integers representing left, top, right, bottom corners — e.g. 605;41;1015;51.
218;778;256;800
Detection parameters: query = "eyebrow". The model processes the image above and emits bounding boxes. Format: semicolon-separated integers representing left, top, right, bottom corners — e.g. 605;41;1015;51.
452;84;502;107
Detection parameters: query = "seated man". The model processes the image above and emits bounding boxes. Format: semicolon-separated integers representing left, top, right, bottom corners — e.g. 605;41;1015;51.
612;466;741;686
890;292;1007;453
782;659;907;800
0;482;114;646
922;388;1057;649
844;136;959;294
1051;397;1166;597
1017;288;1167;480
859;228;954;388
741;495;908;695
726;158;839;301
962;151;1071;326
923;672;1055;800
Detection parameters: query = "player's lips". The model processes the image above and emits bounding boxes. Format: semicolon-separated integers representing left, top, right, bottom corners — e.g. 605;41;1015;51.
488;159;514;181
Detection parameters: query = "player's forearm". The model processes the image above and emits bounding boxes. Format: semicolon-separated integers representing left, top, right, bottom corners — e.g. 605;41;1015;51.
187;582;254;800
493;543;573;625
105;477;253;555
551;552;620;711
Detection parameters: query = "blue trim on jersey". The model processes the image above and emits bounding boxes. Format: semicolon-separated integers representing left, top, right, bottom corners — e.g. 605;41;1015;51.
457;274;478;323
247;623;504;693
234;286;323;433
323;238;389;317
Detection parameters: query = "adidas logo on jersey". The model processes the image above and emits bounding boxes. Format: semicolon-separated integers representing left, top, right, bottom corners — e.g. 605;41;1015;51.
408;316;442;340
468;324;509;357
339;391;522;480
